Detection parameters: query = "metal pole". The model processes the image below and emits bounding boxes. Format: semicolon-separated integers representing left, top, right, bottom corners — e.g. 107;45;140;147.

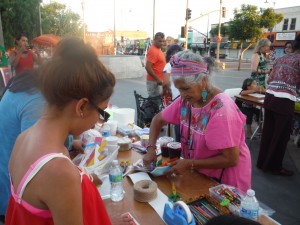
207;15;209;55
184;0;189;50
114;0;116;55
38;0;42;35
0;11;4;47
216;0;222;66
81;0;85;42
153;0;155;39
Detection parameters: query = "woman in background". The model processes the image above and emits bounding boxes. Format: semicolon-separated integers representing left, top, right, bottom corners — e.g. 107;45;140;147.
258;36;300;176
251;38;271;87
9;33;42;76
284;41;293;54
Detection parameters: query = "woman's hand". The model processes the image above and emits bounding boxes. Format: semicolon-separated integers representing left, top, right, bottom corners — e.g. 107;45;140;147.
143;149;157;170
110;212;134;225
165;159;191;175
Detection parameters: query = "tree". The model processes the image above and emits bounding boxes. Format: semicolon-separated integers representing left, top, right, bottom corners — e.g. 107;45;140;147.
41;2;83;38
210;24;229;38
0;0;40;49
228;4;283;70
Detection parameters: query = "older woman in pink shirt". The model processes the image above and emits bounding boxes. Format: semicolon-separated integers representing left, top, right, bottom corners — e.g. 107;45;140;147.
143;50;251;192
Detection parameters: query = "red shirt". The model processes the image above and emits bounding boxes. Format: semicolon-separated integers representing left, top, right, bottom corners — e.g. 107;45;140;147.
14;50;34;75
146;45;166;81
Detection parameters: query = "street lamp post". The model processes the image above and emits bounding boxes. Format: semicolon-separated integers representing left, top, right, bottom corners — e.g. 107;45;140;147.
216;0;223;67
38;0;42;35
114;0;116;55
153;0;155;39
184;0;189;50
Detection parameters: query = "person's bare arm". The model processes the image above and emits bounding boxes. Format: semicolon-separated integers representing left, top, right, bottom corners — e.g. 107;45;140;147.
145;61;162;85
39;158;84;225
143;112;166;168
166;147;240;175
251;53;260;73
11;48;26;67
31;48;43;65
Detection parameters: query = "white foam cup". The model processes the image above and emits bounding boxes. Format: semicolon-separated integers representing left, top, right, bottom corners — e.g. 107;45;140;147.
106;120;118;136
105;136;119;145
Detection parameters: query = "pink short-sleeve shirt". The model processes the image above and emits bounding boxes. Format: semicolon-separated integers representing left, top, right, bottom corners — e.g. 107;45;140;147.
161;93;252;192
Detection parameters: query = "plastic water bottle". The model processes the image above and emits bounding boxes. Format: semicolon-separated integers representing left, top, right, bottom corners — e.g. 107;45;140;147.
240;189;259;221
109;160;124;202
101;123;111;138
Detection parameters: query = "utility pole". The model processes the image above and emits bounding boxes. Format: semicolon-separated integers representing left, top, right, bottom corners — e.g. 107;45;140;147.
184;0;190;50
113;0;116;55
153;0;156;39
216;0;223;67
0;10;4;47
81;0;86;42
38;0;42;35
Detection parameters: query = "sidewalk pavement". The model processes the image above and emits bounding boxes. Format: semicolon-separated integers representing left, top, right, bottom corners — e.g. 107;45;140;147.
246;133;300;225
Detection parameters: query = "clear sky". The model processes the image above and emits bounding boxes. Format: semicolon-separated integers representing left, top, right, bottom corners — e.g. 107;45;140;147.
46;0;300;38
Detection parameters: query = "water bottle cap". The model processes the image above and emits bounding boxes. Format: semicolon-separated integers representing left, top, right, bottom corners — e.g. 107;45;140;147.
247;189;255;196
112;159;119;165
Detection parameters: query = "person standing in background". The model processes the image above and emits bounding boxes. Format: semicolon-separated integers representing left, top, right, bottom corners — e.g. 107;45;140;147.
251;38;271;87
284;41;293;54
8;33;42;76
257;36;300;176
145;32;166;101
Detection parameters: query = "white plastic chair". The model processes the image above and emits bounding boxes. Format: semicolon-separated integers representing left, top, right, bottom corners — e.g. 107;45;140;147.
224;88;242;99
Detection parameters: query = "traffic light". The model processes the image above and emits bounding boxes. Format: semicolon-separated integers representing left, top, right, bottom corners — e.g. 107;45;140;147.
222;7;226;18
181;26;185;38
186;8;192;20
207;38;211;44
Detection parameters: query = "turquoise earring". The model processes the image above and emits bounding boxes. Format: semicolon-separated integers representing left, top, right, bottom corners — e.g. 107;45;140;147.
201;89;207;103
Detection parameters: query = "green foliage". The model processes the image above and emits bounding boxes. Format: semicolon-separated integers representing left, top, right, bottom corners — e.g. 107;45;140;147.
209;24;229;37
260;8;284;29
0;0;40;49
41;2;83;38
0;0;83;49
228;4;283;44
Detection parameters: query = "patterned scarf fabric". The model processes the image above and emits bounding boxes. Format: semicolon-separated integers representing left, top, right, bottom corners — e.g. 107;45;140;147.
170;55;208;77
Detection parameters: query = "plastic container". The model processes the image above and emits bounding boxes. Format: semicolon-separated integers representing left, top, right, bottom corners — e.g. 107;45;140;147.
240;189;259;221
209;184;244;215
109;160;124;202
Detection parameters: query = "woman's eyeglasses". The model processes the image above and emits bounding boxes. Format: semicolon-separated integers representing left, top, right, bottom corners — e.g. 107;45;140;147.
92;105;110;122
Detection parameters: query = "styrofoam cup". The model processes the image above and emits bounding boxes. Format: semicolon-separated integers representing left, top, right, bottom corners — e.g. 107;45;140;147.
106;120;118;136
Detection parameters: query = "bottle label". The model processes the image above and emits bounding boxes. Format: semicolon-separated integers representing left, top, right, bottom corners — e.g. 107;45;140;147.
240;208;259;219
109;174;122;183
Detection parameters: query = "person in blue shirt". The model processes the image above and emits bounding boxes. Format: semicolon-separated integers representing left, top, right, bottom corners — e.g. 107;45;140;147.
0;69;84;223
0;70;45;221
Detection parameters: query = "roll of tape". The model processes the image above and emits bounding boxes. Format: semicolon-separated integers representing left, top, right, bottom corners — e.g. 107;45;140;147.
133;180;157;202
173;201;192;224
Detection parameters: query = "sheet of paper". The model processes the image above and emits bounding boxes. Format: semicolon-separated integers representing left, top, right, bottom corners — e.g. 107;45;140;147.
248;93;265;98
128;172;151;184
128;172;172;223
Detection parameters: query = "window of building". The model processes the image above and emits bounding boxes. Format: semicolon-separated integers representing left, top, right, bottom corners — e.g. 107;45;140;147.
282;18;289;31
290;18;296;30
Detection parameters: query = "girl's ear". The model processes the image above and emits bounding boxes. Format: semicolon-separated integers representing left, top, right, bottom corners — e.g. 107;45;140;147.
75;98;89;117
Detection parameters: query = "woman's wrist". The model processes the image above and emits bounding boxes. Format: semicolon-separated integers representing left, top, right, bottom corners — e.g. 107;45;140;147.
146;145;157;153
